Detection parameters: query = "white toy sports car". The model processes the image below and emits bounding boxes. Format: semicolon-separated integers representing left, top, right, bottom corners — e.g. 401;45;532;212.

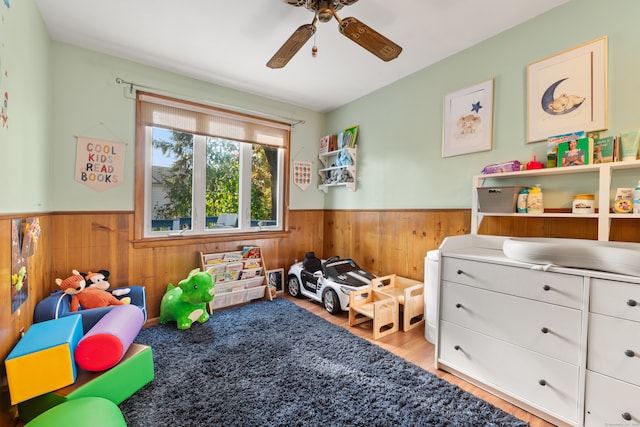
287;252;376;314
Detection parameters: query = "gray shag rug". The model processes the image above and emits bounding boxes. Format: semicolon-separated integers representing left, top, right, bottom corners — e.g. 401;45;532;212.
119;298;529;427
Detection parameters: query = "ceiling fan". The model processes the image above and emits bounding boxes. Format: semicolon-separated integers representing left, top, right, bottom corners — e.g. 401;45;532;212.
267;0;402;69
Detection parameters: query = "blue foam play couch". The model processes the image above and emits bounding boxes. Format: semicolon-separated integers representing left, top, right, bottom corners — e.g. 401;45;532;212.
33;286;147;334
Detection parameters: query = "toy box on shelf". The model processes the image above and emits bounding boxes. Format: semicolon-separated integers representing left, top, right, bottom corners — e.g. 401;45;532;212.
200;246;272;311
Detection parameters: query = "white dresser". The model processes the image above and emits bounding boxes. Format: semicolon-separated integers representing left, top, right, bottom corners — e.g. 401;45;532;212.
585;278;640;426
430;234;640;427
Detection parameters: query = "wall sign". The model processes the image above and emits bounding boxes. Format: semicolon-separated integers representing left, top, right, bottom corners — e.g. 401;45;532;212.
75;136;125;192
293;160;312;191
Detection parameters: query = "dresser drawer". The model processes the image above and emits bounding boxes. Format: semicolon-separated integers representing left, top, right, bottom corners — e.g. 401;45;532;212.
585;370;640;427
441;257;583;309
588;313;640;386
441;281;582;365
591;278;640;322
439;321;579;424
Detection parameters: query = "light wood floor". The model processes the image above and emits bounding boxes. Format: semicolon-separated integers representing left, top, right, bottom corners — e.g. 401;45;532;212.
285;294;556;427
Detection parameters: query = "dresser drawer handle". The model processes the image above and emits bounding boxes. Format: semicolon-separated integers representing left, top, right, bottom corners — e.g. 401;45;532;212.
541;327;549;334
625;349;636;358
628;299;638;307
455;303;463;309
538;379;547;386
622;412;632;421
542;285;551;291
456;269;463;275
454;345;461;351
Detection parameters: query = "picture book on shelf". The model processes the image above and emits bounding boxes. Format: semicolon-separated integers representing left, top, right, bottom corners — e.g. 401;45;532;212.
557;137;593;167
203;253;224;265
337;131;345;149
328;134;338;152
206;264;227;275
243;259;262;269
222;251;243;262
593;136;614;163
215;271;239;282
343;125;359;148
241;246;261;259
547;131;586;168
319;135;330;155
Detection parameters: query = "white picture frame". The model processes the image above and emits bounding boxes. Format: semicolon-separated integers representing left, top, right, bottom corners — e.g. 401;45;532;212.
442;79;494;157
267;268;284;294
527;36;608;143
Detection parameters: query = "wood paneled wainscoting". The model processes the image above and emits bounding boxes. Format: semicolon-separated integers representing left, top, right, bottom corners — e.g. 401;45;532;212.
11;207;640;425
322;209;471;281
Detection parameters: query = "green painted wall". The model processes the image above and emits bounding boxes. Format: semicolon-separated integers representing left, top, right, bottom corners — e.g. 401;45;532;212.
0;0;52;214
49;43;325;211
325;0;640;209
1;0;325;213
6;0;640;213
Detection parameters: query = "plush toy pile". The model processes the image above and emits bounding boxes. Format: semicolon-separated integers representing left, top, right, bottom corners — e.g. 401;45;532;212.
55;269;131;311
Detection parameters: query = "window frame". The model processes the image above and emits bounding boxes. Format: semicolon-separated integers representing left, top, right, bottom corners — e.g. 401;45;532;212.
133;92;291;245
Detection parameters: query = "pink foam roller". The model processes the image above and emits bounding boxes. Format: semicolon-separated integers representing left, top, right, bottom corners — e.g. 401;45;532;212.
74;305;144;372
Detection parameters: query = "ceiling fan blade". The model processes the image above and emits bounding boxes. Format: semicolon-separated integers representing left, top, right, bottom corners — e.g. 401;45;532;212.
338;17;402;62
336;0;360;7
267;23;316;69
282;0;307;6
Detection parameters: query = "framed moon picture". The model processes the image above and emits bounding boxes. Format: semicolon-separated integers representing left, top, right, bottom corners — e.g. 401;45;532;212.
527;36;608;143
442;79;494;157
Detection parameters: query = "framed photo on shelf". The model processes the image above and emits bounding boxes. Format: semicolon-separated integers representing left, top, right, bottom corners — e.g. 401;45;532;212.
267;268;284;294
527;36;608;143
442;79;494;158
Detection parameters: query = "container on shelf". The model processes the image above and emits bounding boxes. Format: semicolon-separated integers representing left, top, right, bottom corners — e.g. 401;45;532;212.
477;186;525;213
516;188;529;213
572;194;595;214
633;181;640;214
526;184;544;214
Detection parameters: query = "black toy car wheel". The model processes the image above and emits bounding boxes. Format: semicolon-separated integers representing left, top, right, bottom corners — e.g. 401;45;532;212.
323;289;341;314
287;275;302;298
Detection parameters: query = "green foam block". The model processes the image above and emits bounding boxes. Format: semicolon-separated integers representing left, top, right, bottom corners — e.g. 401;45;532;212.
19;343;154;422
25;397;126;427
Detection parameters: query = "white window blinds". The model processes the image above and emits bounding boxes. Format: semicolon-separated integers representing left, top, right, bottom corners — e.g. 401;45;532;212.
137;92;290;148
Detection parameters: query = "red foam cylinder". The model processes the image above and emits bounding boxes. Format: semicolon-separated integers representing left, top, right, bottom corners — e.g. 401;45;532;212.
74;305;144;372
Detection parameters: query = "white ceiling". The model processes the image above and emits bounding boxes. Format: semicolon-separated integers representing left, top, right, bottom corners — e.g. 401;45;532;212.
36;0;568;113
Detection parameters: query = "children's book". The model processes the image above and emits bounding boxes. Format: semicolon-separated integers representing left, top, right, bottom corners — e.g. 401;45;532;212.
319;135;330;155
337;131;345;149
225;262;244;273
343;125;359;148
241;246;261;259
547;131;586;168
243;259;262;269
593;136;614;163
239;267;262;280
328;134;338;152
557;137;593;167
215;271;239;282
222;252;243;262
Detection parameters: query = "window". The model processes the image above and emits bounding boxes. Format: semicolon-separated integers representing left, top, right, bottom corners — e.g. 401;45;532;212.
135;92;290;239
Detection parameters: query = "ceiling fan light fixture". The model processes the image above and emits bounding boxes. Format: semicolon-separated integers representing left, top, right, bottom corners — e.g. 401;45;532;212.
317;1;333;22
270;0;401;68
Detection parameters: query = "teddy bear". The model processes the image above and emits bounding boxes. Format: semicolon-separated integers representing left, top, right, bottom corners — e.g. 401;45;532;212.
81;269;131;297
82;270;111;290
56;269;131;311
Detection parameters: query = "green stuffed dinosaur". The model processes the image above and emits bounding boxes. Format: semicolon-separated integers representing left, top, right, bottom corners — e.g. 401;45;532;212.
159;268;215;329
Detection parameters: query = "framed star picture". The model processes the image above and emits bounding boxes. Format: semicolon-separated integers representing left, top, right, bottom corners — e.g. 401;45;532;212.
527;36;608;143
442;78;494;157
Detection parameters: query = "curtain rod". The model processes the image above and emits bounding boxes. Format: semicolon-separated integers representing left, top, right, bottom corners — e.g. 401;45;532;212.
115;77;305;127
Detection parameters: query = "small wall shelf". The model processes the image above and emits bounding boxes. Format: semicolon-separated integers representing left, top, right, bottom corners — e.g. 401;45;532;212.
318;147;357;193
472;160;640;241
